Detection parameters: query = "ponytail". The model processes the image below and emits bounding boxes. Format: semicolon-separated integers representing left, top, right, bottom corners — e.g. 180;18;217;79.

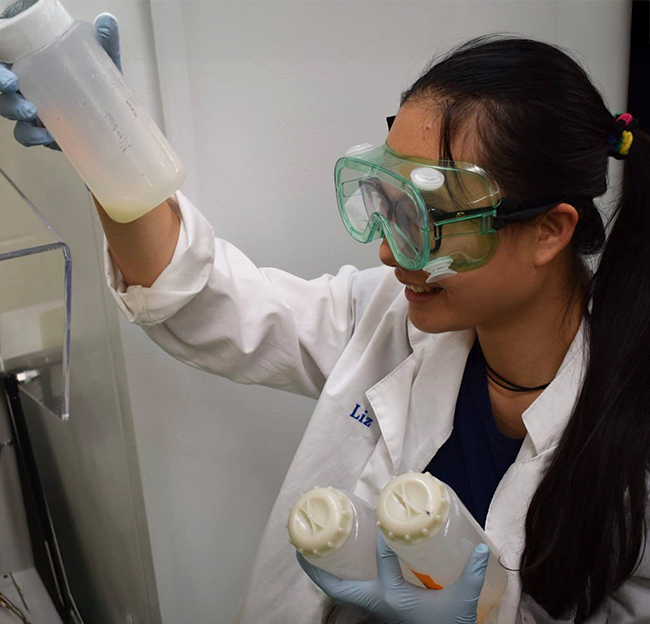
520;123;650;620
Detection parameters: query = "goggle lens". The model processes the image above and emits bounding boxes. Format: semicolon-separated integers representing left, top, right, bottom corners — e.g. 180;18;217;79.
359;181;422;260
341;186;371;235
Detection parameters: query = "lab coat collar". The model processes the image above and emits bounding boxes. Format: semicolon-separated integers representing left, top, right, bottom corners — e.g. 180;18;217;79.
367;301;587;474
407;311;588;458
520;316;587;455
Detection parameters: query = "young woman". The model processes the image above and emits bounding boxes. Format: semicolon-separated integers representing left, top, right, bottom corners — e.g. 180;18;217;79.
3;13;648;624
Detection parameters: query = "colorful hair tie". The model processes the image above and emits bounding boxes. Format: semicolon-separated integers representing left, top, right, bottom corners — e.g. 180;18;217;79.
608;111;639;160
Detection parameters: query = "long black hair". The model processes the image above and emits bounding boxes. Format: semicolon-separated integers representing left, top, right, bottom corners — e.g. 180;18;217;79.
396;34;650;621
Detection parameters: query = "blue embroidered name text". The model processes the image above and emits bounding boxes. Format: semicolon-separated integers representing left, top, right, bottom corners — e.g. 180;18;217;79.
349;403;373;428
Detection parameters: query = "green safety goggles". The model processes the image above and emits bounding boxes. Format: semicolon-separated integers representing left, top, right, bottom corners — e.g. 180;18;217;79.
334;121;564;280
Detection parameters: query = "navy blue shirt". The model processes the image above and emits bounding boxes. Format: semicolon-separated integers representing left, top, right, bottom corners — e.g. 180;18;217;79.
423;338;525;528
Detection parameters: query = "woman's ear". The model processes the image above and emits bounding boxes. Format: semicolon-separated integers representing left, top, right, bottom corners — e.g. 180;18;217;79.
533;203;579;267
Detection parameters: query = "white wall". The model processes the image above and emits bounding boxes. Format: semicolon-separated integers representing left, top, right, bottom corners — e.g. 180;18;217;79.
7;1;631;623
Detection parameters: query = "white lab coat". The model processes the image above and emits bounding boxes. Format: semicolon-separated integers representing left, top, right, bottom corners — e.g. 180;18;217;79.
104;190;650;624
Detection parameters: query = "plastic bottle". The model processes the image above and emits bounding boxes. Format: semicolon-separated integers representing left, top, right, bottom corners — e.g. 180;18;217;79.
376;472;508;622
287;486;378;580
0;0;185;223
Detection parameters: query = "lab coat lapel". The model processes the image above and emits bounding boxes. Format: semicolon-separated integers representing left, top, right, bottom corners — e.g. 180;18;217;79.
485;319;588;622
359;317;418;500
486;319;586;539
364;306;475;477
364;350;416;473
520;318;587;457
406;322;475;473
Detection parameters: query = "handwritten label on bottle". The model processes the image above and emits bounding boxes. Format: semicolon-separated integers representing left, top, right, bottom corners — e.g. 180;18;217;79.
103;110;132;153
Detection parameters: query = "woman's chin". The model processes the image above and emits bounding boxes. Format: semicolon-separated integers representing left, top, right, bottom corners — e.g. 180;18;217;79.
407;306;467;335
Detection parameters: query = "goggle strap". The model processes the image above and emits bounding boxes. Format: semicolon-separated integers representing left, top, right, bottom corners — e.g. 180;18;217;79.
494;200;567;230
429;205;496;223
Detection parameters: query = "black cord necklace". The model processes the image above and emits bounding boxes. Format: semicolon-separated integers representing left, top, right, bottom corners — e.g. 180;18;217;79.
484;361;551;393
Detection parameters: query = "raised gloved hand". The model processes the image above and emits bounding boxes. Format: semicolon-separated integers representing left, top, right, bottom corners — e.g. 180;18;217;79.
297;532;490;624
0;11;122;150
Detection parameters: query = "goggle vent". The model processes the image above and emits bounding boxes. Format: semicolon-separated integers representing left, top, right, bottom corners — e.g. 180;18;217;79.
410;167;445;191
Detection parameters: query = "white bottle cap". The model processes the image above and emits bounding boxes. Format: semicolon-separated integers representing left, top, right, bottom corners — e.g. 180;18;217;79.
345;143;375;157
376;472;450;545
287;486;354;558
0;0;74;63
410;167;445;191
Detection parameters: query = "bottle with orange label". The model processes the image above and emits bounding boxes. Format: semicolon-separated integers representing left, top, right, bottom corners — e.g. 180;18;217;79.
375;472;508;621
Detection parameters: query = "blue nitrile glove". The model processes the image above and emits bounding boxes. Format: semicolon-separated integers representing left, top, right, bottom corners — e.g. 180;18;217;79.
0;11;123;151
297;532;490;624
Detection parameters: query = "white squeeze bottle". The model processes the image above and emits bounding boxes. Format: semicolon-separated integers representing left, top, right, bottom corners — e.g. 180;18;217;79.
287;486;378;580
0;0;185;223
376;472;508;623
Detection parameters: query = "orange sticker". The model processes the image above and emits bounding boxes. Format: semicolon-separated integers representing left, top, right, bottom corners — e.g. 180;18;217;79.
409;568;444;590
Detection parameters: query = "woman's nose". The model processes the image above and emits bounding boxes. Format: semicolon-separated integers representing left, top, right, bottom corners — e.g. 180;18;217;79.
379;237;399;267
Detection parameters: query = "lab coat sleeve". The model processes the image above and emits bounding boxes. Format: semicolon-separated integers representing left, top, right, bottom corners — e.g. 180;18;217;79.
519;575;650;624
584;527;650;623
519;533;650;623
597;576;650;623
104;189;388;399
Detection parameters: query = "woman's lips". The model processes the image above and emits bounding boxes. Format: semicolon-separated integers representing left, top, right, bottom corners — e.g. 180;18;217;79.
404;285;444;303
